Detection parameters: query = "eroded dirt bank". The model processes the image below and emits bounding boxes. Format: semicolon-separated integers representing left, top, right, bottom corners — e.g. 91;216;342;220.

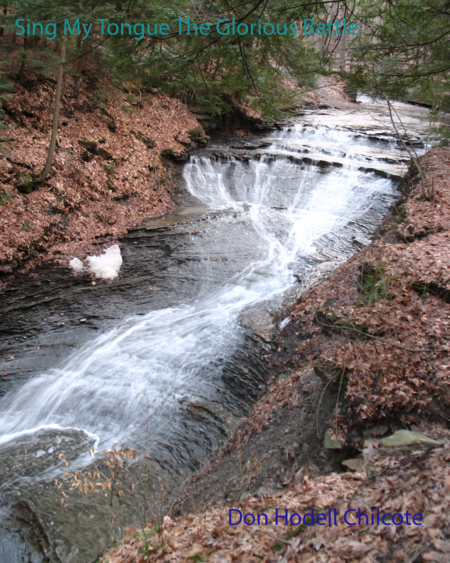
103;148;450;563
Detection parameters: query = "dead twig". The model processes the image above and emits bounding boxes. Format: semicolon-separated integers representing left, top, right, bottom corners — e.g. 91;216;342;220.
261;530;292;546
407;543;432;563
315;316;427;353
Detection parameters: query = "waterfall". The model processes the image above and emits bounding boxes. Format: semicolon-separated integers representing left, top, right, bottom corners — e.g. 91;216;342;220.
0;124;398;465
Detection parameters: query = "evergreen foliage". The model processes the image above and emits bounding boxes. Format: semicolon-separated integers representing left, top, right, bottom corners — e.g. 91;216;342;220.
1;0;348;117
0;70;13;129
1;0;449;120
101;0;324;117
346;0;450;109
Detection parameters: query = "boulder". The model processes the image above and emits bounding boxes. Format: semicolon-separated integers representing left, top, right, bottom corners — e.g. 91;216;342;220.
161;147;188;161
324;433;342;449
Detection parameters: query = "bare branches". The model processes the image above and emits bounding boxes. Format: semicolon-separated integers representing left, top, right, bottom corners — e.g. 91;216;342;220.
314;314;429;353
387;100;434;201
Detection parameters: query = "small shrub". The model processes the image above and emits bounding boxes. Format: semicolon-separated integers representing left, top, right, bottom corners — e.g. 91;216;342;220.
394;203;406;223
0;187;12;205
104;162;116;175
187;554;206;562
358;262;391;305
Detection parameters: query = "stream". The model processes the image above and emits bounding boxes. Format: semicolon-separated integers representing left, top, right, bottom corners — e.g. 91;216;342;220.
0;97;430;562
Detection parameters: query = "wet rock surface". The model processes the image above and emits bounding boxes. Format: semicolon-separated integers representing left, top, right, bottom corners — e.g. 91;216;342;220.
173;367;341;515
0;192;239;396
0;429;96;484
0;502;52;563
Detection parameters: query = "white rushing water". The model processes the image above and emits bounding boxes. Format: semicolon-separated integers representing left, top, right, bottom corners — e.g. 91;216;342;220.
0;125;400;460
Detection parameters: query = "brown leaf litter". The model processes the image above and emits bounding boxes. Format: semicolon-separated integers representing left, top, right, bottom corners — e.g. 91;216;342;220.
282;147;450;437
101;424;450;563
0;71;201;286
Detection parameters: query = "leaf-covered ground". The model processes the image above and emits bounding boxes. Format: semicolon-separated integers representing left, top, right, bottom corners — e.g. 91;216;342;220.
102;424;450;563
0;72;201;285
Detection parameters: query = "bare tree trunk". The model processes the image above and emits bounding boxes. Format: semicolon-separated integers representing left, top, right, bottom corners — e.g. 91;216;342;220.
38;41;66;182
387;100;430;199
0;4;7;36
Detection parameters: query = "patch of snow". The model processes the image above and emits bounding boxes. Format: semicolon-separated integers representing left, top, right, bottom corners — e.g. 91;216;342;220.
278;317;290;331
69;257;84;272
86;244;122;279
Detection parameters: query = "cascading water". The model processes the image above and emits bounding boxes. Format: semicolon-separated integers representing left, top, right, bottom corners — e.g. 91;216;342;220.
0;127;398;460
0;109;425;562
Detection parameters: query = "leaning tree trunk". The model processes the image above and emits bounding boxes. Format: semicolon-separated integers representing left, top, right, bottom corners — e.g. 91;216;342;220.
38;40;66;182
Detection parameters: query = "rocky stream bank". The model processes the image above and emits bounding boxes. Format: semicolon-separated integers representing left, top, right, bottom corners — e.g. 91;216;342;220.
103;148;450;563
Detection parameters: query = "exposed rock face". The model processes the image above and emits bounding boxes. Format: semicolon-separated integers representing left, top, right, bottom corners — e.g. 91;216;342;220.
238;306;276;342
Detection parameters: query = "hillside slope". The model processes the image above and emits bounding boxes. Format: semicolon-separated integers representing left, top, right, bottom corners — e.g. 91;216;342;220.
0;74;203;285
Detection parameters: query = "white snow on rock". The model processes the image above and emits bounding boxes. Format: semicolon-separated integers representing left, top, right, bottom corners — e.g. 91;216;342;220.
69;257;84;272
69;244;122;279
86;244;122;279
